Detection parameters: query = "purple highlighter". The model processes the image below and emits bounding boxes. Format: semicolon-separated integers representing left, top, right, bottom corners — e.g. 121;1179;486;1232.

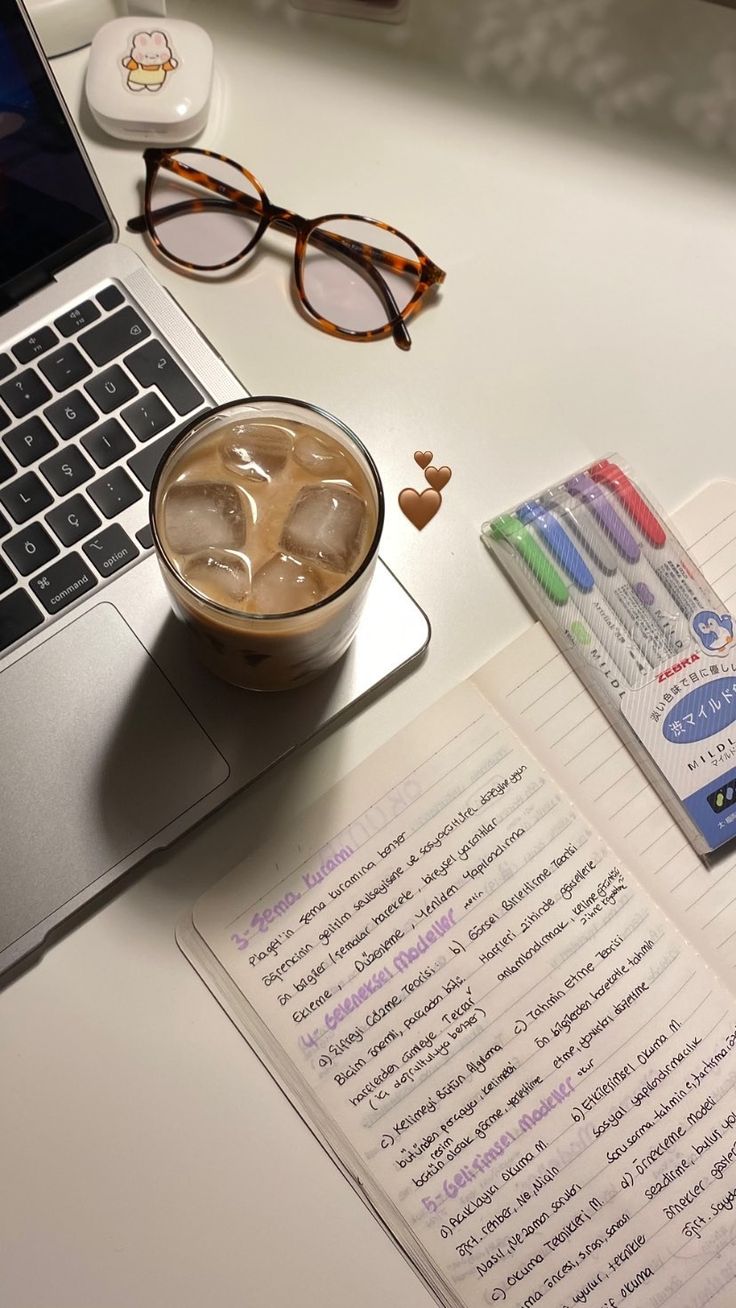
565;473;689;657
565;474;640;563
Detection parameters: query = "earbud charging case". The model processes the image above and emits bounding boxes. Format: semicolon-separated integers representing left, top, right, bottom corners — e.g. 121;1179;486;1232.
85;16;213;143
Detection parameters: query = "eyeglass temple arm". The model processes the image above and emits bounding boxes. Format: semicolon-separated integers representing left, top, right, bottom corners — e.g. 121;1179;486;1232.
126;196;431;281
127;198;414;349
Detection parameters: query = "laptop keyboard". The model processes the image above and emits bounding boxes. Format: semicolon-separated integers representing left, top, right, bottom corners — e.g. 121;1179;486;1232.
0;281;209;657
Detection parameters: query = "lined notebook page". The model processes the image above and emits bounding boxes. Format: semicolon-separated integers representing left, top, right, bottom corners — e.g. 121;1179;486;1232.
475;481;736;979
187;680;736;1307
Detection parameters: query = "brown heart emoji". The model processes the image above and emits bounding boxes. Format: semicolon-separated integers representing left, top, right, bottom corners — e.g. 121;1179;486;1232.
414;450;433;469
425;465;452;492
399;486;442;530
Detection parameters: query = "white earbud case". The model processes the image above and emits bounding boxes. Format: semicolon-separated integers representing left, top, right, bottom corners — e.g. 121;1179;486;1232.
86;16;213;143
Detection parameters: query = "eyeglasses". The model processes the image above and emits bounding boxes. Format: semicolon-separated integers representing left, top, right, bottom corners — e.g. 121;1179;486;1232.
126;148;445;352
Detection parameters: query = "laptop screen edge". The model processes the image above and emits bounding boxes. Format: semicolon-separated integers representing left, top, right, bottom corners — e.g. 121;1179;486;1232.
1;0;116;310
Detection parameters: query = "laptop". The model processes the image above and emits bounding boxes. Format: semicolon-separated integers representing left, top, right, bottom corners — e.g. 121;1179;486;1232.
0;0;430;982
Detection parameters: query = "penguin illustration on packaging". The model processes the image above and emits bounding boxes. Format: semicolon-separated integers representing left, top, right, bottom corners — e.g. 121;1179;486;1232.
692;610;735;656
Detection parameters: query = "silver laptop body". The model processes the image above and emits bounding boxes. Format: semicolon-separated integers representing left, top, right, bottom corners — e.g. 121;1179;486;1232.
0;2;429;981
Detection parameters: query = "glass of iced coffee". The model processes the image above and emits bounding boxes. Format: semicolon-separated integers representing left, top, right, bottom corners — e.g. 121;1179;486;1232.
150;397;384;690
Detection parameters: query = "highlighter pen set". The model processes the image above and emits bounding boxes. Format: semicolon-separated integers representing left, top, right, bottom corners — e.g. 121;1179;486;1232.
482;457;736;854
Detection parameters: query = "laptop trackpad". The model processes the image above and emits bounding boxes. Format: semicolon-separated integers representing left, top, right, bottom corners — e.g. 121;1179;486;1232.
0;602;230;956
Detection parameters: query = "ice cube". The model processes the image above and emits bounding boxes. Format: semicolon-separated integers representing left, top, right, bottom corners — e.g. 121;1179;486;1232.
163;481;246;555
293;431;348;478
251;553;326;615
183;550;251;606
280;485;367;573
220;421;293;482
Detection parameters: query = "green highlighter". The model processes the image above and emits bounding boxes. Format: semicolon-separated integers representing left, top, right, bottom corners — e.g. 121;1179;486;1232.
483;515;593;648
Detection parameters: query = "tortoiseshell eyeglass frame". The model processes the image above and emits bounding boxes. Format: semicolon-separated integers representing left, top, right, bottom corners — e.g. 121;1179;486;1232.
126;147;446;352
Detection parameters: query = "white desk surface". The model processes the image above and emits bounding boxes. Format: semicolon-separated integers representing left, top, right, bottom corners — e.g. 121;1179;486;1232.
4;0;736;1303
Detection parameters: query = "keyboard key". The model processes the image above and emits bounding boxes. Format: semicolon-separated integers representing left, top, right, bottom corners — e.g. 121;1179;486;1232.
0;407;10;433
0;354;14;381
30;552;97;614
85;365;137;414
0;557;14;593
44;389;97;441
45;494;101;547
79;307;150;367
4;416;57;467
0;368;51;419
3;521;59;576
127;428;180;491
97;285;124;312
0;471;53;524
12;327;57;364
0;588;43;652
83;523;139;578
40;446;95;496
124;341;202;417
0;448;16;484
121;392;174;442
39;343;92;392
88;466;142;519
54;299;101;338
0;508;10;538
81;418;134;469
135;522;153;550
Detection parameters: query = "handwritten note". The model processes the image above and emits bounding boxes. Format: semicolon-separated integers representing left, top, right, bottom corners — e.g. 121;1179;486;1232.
189;682;736;1308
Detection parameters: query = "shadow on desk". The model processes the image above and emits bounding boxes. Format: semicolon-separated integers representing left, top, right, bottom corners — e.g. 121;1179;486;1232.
0;600;423;992
94;609;339;850
221;0;736;178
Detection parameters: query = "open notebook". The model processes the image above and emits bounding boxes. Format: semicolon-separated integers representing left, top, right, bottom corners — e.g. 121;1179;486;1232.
179;482;736;1308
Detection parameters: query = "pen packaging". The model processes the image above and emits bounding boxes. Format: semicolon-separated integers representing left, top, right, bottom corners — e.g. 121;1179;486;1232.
482;455;736;855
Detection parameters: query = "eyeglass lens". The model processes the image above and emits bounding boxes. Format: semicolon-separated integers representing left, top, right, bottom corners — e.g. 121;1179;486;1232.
302;218;421;333
149;152;264;269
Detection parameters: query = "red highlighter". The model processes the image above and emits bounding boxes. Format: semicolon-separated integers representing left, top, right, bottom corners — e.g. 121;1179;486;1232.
588;459;666;548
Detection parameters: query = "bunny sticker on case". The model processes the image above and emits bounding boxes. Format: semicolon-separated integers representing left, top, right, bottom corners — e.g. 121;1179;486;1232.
122;31;178;93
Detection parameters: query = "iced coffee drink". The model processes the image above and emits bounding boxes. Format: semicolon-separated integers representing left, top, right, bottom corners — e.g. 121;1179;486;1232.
150;398;384;689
